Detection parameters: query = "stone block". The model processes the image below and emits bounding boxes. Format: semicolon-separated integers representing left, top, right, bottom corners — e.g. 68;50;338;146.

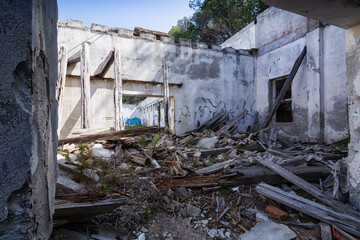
196;42;208;49
161;36;175;43
91;23;111;32
179;38;192;46
139;32;156;40
67;19;85;28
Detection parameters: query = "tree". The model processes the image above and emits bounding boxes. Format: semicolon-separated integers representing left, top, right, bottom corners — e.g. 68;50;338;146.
168;17;199;42
169;0;268;44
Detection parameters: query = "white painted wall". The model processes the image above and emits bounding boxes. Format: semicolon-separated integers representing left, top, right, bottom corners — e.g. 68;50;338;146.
222;7;348;143
58;22;255;138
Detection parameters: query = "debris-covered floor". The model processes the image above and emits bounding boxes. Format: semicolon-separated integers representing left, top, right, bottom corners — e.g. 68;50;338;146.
52;118;359;240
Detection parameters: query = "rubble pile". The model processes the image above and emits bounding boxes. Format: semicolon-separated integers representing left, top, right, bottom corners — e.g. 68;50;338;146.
52;124;357;240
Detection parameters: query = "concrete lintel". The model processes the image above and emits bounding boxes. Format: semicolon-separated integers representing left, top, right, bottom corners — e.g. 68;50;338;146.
66;19;85;28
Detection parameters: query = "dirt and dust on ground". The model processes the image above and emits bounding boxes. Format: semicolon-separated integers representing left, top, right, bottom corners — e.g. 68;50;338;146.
51;111;357;240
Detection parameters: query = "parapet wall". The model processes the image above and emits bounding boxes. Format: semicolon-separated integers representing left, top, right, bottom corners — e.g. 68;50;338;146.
58;19;256;136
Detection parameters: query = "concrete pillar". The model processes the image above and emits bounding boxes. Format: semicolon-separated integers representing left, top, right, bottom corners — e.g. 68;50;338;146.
0;0;58;239
346;23;360;210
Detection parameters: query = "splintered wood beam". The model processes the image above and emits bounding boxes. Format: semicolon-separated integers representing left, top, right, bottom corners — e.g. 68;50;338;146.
163;64;170;130
220;109;248;132
67;50;81;65
255;157;360;218
80;42;90;129
114;48;124;131
94;50;114;77
261;46;307;129
57;46;68;127
58;126;160;144
256;183;360;238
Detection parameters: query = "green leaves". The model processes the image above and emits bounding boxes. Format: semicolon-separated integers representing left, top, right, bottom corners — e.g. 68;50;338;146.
169;0;268;44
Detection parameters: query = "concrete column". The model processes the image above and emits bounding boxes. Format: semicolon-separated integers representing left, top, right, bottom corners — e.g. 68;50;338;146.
346;24;360;210
0;0;58;239
306;27;322;142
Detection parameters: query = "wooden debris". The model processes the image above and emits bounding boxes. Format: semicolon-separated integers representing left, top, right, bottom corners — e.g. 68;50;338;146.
80;42;90;129
262;46;307;129
320;222;333;240
57;46;68;125
256;182;360;237
195;111;229;132
58;126;160;144
54;198;126;223
114;48;124;131
195;159;239;175
186;147;232;158
255;157;360;218
220;109;248;133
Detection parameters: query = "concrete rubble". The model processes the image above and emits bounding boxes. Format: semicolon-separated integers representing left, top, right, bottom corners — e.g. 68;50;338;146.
51;121;357;240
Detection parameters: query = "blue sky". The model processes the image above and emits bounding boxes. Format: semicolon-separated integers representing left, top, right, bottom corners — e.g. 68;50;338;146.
58;0;194;33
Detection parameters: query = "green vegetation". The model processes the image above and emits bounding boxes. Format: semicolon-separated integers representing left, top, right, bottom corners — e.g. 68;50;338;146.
150;132;164;147
169;0;268;44
122;96;146;105
157;102;161;127
128;124;146;129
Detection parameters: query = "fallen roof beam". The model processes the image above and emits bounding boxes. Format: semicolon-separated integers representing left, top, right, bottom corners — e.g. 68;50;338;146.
256;182;360;237
58;126;161;145
220;109;248;132
261;46;307;129
255;157;360;218
54;198;126;224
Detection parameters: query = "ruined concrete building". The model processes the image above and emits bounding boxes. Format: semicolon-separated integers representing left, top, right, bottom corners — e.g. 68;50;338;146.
0;0;360;239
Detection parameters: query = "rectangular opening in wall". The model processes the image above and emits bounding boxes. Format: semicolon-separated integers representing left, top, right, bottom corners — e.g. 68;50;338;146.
271;76;293;122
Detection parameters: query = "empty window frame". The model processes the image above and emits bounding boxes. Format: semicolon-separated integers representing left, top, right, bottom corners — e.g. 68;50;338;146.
270;76;293;122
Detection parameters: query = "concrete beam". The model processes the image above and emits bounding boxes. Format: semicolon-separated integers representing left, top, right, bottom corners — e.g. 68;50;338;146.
262;0;360;29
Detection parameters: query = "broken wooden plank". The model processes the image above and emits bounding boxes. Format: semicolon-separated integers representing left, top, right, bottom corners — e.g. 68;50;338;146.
220;109;248;132
80;42;90;129
255;157;360;218
67;50;80;65
163;64;170;130
58;126;160;145
57;46;68;128
54;198;126;223
94;50;114;77
227;165;330;185
320;222;333;240
196;159;239;175
256;182;360;237
114;48;124;131
262;46;307;129
186;147;232;158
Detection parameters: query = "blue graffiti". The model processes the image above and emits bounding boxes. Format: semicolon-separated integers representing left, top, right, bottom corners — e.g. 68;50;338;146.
125;117;141;126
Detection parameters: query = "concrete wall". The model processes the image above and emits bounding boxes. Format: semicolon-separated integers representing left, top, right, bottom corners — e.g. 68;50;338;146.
0;0;57;239
346;24;360;210
222;7;348;143
58;21;255;137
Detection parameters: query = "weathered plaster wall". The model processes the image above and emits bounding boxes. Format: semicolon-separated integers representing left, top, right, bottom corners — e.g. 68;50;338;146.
221;22;256;49
346;24;360;210
58;22;255;137
0;0;57;239
222;7;348;143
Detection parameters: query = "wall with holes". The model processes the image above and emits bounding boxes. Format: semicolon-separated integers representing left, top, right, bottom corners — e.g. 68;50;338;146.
58;20;255;137
222;7;348;144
